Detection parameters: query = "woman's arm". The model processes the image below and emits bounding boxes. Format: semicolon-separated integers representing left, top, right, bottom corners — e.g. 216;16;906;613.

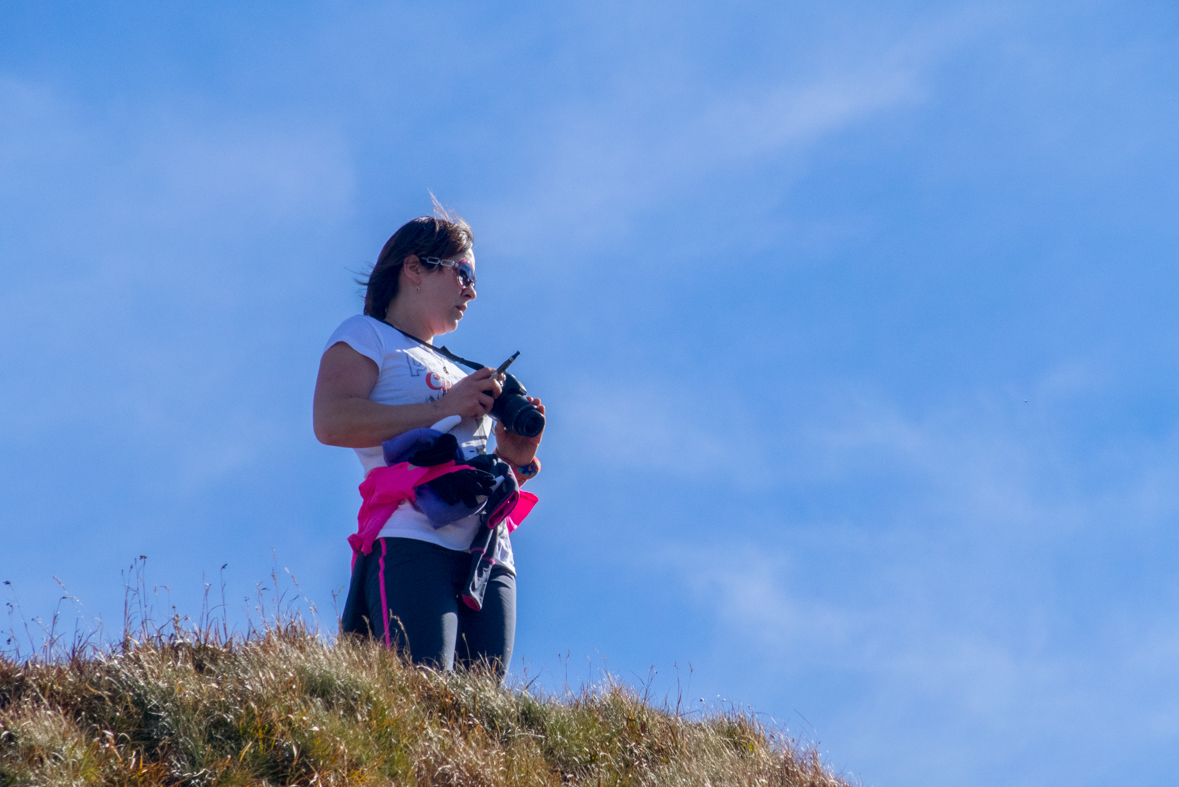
313;342;501;448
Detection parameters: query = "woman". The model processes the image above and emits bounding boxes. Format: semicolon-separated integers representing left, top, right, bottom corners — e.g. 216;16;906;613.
313;210;543;677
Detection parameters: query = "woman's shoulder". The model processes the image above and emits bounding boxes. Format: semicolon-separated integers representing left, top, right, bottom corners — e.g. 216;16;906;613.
327;313;372;340
325;315;406;355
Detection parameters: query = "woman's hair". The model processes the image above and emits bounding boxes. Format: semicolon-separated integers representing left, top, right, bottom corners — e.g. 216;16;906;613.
361;205;473;321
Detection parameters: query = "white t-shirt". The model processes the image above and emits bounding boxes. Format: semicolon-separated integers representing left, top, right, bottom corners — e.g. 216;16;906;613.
325;315;513;569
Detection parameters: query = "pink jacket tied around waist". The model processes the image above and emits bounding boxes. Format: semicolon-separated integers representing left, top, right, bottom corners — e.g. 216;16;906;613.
349;461;538;564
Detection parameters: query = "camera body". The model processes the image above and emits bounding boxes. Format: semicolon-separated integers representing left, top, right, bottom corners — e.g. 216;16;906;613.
490;372;545;438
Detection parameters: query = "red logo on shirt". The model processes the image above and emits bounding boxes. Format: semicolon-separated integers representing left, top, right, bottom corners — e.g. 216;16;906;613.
425;372;450;391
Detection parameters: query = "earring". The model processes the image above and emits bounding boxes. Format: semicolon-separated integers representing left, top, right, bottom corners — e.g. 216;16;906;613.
416;286;421;293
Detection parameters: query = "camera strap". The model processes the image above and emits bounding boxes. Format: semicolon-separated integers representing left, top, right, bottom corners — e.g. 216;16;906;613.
434;344;485;372
384;322;485;372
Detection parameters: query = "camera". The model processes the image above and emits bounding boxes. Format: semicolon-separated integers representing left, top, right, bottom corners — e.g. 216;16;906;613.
490;372;545;438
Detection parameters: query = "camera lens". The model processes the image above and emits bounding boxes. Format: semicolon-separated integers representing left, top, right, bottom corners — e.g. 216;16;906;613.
511;407;545;439
493;393;545;438
489;372;545;438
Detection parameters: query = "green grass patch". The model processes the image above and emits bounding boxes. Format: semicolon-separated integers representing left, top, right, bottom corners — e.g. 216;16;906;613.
2;613;851;786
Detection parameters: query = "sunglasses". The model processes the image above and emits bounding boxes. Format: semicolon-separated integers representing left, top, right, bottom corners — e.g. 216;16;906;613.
422;256;476;290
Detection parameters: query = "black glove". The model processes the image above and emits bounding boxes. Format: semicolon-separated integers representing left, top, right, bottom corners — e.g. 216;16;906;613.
427;467;496;508
408;433;460;467
465;453;502;475
465;454;518;523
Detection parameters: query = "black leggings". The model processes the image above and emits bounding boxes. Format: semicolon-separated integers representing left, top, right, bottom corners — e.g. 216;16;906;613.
363;537;516;675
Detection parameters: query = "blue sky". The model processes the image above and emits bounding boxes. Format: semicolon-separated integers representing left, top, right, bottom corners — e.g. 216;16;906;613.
3;2;1179;785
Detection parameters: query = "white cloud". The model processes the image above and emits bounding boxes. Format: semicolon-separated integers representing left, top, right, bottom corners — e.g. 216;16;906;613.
479;3;1009;259
0;76;355;256
0;75;357;493
639;354;1179;783
559;380;742;477
485;65;924;253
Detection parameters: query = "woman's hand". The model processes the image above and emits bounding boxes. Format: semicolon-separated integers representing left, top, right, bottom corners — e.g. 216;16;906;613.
438;367;502;419
493;396;545;466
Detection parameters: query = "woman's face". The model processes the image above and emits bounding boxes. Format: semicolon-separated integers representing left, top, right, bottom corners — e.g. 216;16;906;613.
420;249;477;336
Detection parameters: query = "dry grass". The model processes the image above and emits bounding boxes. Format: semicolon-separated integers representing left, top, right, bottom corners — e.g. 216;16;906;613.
1;571;854;787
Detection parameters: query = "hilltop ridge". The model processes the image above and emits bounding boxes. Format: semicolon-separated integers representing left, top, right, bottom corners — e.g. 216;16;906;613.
0;622;852;786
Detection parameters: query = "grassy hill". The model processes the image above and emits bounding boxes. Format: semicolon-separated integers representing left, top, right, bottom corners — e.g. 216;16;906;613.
1;622;853;786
